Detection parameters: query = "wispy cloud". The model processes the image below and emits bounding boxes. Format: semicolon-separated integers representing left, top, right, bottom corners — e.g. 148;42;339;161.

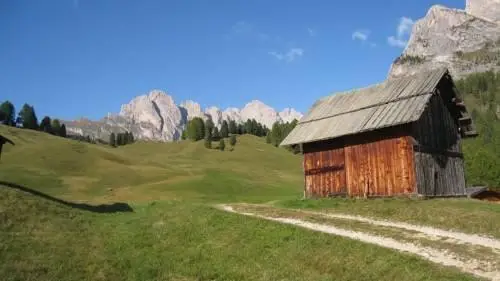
268;48;304;62
387;17;414;48
352;29;376;47
307;28;317;37
397;17;414;38
230;21;280;43
232;21;253;34
352;30;369;41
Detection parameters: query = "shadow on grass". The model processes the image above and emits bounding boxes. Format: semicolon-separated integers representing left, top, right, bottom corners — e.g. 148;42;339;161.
0;180;134;213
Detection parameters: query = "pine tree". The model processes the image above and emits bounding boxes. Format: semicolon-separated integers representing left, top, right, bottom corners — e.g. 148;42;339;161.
238;124;244;134
0;101;15;126
51;119;61;136
212;127;220;140
265;132;272;144
270;122;281;147
205;118;214;137
123;132;128;144
219;139;225;151
221;120;229;138
245;120;252;135
229;120;237;134
187;117;205;141
116;133;122;146
181;130;187;140
204;134;212;149
250;119;258;135
60;124;67;138
39;116;52;133
129;132;134;143
109;133;116;147
18;104;38;130
229;135;236;146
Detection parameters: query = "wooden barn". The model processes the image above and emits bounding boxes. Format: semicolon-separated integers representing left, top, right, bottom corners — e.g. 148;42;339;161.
281;68;478;198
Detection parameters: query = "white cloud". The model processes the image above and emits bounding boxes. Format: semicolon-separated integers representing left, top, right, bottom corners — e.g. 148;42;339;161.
397;17;415;38
352;30;369;41
307;28;316;37
269;48;304;62
387;17;414;48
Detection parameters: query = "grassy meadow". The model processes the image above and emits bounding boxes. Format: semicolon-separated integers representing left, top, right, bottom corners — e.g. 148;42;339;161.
0;124;496;281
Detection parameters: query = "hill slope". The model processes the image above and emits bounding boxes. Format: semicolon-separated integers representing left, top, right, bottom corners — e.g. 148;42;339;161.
0;125;303;203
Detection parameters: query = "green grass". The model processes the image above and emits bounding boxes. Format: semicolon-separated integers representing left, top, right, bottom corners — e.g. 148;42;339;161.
0;125;302;203
1;188;478;281
0;125;496;280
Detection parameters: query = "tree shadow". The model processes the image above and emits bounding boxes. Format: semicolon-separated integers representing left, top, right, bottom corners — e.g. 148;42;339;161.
0;180;133;213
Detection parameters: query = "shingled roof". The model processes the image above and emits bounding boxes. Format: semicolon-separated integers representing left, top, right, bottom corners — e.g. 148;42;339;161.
280;68;457;146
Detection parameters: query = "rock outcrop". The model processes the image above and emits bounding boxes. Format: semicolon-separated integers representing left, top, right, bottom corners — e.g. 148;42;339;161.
279;108;303;123
466;0;500;23
222;108;243;124
388;0;500;79
64;91;303;142
179;100;207;123
240;100;282;129
119;90;184;141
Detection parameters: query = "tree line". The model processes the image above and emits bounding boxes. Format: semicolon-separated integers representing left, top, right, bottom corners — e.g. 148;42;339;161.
182;118;265;151
109;132;135;147
0;101;67;137
266;119;300;154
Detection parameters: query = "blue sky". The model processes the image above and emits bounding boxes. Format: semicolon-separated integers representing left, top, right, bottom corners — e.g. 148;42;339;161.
0;0;464;120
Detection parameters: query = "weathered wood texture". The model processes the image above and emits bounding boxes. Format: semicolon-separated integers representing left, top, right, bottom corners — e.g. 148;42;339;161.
345;135;416;197
303;140;346;197
414;152;466;196
302;127;416;198
413;93;461;153
412;91;466;197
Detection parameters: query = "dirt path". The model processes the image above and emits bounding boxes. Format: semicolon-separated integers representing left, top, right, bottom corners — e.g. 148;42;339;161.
218;204;500;281
302;210;500;250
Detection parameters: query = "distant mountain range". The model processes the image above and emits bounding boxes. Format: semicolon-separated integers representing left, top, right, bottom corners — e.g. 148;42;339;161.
64;90;303;142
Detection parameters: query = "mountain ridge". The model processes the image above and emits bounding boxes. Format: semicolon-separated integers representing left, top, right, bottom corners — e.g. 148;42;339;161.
65;90;303;142
388;0;500;79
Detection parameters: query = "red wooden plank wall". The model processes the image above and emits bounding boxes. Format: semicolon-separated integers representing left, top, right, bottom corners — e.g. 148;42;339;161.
303;133;416;198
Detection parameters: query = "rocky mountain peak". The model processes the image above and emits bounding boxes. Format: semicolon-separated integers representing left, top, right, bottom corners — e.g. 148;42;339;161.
240;100;281;129
466;0;500;22
279;108;304;123
389;0;500;79
179;100;206;122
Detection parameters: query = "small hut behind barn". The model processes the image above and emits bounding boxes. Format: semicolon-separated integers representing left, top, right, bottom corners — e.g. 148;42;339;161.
281;68;478;198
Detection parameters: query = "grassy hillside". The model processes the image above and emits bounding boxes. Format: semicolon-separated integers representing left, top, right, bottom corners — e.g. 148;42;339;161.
0;125;495;281
0;125;303;203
